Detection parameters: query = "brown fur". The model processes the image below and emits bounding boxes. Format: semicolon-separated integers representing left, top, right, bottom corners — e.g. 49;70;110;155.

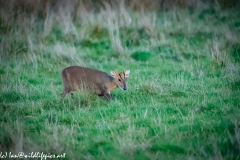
61;66;130;101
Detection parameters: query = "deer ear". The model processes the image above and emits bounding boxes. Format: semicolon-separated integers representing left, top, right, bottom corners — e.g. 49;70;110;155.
125;70;130;77
110;70;116;78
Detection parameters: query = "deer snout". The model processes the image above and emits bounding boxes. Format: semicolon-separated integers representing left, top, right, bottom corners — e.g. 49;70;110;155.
122;82;127;91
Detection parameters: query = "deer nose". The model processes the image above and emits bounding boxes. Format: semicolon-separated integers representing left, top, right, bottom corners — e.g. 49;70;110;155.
123;87;127;91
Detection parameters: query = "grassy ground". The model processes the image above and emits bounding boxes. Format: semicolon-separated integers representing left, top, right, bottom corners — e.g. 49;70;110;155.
0;2;240;159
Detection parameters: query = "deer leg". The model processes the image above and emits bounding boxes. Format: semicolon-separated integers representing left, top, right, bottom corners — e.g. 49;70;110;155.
61;87;72;98
61;91;67;98
104;92;112;101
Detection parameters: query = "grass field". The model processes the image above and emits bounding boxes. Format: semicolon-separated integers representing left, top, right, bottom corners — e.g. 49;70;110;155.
0;1;240;159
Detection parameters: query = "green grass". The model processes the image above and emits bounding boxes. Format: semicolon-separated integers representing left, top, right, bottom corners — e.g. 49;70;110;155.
0;2;240;159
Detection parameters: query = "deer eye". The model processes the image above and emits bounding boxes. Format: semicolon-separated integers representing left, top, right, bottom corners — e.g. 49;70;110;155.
118;79;121;82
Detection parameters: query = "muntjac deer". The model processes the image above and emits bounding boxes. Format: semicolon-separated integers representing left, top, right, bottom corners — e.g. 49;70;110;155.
61;66;130;101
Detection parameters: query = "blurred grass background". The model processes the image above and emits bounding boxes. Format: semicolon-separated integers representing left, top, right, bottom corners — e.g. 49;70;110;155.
0;0;240;159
